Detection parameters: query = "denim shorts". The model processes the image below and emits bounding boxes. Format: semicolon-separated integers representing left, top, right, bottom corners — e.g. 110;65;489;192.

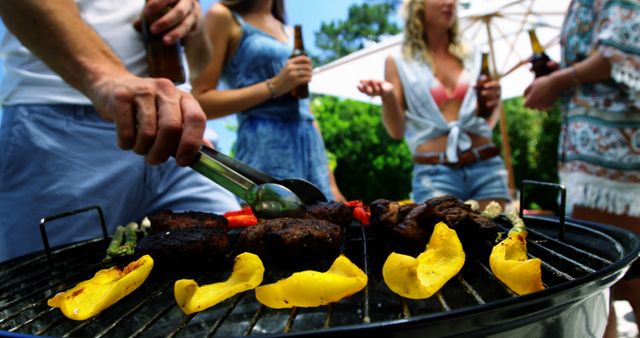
0;104;240;262
411;155;511;203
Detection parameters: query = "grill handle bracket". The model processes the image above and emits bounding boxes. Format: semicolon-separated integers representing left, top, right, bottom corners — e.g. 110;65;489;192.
519;180;566;241
39;205;108;266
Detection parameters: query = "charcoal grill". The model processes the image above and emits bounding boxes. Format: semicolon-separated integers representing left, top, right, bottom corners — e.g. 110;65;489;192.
1;185;639;338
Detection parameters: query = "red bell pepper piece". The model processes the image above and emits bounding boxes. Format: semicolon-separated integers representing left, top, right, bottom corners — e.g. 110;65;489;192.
344;200;370;225
224;208;258;228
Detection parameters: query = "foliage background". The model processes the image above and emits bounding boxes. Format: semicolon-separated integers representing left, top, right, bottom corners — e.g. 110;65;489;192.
308;0;561;209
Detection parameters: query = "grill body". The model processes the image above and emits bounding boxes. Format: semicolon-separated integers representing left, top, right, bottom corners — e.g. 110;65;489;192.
0;215;638;337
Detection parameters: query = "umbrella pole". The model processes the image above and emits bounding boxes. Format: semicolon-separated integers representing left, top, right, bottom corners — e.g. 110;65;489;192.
498;105;516;197
484;18;517;198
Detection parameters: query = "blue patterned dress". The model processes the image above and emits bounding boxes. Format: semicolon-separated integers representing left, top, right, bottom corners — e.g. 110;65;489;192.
559;0;640;215
220;13;332;200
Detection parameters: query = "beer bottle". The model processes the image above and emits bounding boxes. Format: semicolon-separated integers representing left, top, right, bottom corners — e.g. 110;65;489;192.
528;29;552;78
476;52;492;119
290;25;309;99
141;4;186;84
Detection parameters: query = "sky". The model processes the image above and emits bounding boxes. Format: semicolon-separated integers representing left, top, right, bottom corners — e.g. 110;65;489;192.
0;0;368;154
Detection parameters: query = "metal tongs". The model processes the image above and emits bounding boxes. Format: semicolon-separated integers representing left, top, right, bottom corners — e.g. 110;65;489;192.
190;145;327;219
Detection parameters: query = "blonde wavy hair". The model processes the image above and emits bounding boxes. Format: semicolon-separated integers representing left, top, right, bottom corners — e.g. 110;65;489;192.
401;0;468;65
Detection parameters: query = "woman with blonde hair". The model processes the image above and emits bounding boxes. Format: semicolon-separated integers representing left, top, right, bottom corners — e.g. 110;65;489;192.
358;0;509;208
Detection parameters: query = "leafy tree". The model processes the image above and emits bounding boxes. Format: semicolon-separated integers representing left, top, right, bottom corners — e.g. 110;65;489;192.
312;0;401;66
494;98;561;211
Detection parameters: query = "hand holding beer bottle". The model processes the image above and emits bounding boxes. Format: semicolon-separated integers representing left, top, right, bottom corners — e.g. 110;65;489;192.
476;52;493;119
528;29;555;78
141;1;186;84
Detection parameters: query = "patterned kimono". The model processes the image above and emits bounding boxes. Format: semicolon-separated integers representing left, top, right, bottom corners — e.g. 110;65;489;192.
559;0;640;216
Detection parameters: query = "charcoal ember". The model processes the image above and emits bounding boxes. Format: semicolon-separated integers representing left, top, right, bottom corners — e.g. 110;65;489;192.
136;227;229;265
305;201;353;227
236;218;342;262
147;210;227;234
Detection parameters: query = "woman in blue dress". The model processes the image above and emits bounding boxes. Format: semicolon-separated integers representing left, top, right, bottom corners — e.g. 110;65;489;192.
192;0;344;202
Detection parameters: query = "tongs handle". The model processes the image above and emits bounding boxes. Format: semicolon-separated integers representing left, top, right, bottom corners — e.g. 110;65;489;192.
191;148;257;200
198;145;327;205
199;145;274;185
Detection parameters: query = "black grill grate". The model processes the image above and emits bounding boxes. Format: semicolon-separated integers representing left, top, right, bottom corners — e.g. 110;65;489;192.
0;214;635;338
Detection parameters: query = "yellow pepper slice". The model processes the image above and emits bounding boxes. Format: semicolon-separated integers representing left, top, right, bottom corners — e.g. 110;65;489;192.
48;255;154;320
255;254;367;309
174;252;264;314
490;228;544;295
382;222;465;299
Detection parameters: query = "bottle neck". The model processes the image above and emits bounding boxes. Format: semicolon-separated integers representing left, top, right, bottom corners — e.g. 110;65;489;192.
480;54;491;77
528;30;545;54
293;26;305;51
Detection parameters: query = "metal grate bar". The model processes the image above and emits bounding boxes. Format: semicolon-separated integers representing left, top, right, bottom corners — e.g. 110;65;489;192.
533;254;575;281
360;224;371;324
35;316;65;336
401;298;411;318
436;292;451;311
496;221;613;266
0;256;49;286
206;293;245;337
0;255;95;301
528;240;596;274
129;302;176;338
283;307;299;333
324;304;334;328
243;304;266;335
0;302;38;327
6;307;55;332
457;275;485;304
474;257;518;297
525;225;613;265
167;313;195;338
0;238;104;288
93;280;174;338
0;263;98;313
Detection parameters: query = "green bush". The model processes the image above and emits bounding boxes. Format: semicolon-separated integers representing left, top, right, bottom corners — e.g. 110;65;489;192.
315;95;561;208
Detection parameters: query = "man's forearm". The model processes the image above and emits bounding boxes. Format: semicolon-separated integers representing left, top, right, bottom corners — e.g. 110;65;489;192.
0;0;129;96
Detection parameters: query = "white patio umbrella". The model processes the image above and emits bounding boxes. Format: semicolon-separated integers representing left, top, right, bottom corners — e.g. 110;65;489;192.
310;0;570;193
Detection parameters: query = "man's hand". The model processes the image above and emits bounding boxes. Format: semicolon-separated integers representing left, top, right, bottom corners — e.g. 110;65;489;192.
140;0;203;44
89;74;206;166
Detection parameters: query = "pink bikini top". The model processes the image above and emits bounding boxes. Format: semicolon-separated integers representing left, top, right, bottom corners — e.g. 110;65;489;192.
430;71;470;108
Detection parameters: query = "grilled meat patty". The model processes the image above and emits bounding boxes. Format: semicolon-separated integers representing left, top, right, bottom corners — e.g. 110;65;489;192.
147;210;227;234
305;201;353;227
370;196;498;254
236;218;343;260
136;227;230;264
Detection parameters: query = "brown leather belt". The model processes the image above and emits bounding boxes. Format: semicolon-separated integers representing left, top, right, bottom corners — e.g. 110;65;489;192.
412;145;500;168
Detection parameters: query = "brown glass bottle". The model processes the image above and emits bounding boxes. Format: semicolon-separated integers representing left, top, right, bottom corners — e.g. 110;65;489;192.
290;25;309;99
528;29;552;78
476;52;492;119
141;6;185;84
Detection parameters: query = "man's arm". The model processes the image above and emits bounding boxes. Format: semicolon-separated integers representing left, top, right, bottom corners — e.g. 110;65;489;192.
0;0;207;166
